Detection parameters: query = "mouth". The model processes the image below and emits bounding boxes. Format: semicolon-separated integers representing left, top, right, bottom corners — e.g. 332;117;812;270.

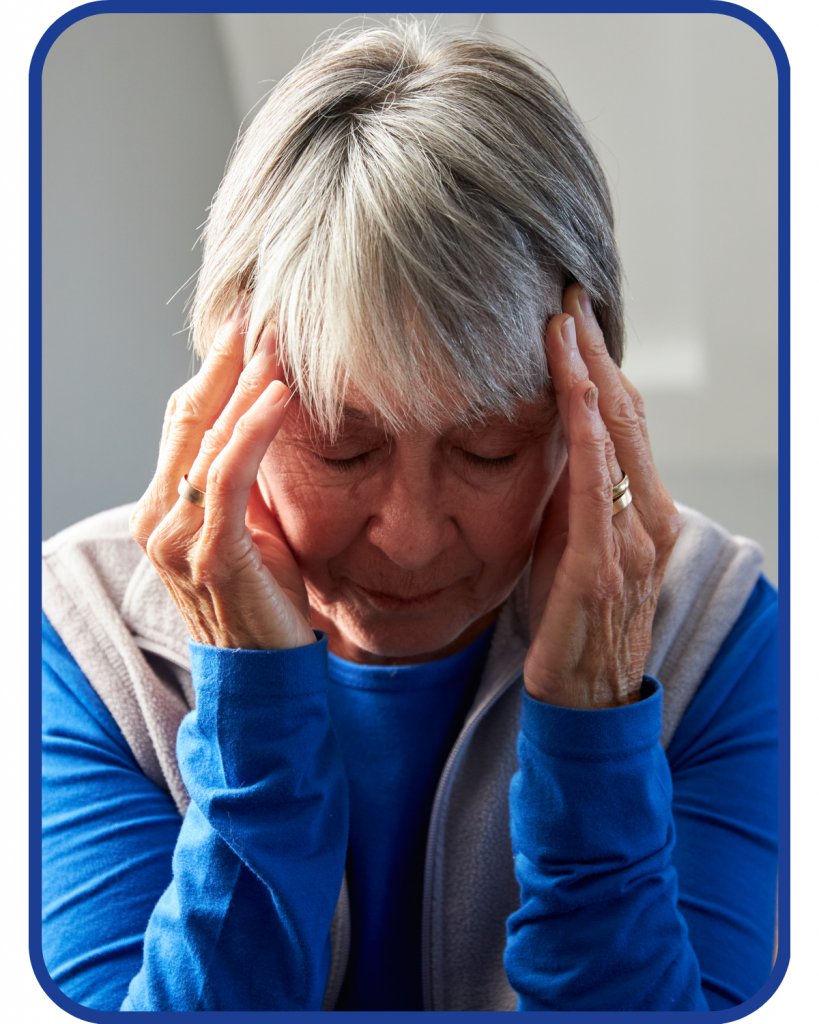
350;582;449;611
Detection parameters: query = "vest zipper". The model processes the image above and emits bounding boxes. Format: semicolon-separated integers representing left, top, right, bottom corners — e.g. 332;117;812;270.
420;662;525;1010
322;874;351;1010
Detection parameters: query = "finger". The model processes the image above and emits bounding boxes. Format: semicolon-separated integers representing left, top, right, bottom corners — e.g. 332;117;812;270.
544;311;590;435
151;377;291;567
159;301;248;462
196;379;292;549
614;367;680;559
185;321;282;495
565;286;676;545
563;284;652;489
565;380;617;561
546;312;622;486
130;303;248;548
617;366;651;447
246;479;280;538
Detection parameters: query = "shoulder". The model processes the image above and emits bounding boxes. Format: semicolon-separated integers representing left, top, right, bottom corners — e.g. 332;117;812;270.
42;504;192;811
646;503;766;747
42;501;189;669
43;502;144;609
666;574;777;778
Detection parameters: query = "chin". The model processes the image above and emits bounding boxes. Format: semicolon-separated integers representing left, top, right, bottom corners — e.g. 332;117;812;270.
318;602;482;663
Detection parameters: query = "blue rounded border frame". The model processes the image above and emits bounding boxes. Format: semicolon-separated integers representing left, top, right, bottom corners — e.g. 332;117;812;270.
28;3;791;1022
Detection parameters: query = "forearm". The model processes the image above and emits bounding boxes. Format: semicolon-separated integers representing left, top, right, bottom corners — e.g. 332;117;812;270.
505;681;709;1011
121;635;348;1011
666;582;778;1007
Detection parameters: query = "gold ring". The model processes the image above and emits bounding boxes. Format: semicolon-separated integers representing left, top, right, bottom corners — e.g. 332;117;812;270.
612;489;632;517
611;472;630;502
178;475;206;509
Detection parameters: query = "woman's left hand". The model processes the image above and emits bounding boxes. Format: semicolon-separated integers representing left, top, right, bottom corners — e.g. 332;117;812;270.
525;284;681;709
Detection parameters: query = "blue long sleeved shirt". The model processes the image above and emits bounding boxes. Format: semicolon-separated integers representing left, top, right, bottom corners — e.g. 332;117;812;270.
41;576;778;1012
326;627;494;1009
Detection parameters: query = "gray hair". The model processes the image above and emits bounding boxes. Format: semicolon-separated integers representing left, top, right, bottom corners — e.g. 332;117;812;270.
190;19;623;436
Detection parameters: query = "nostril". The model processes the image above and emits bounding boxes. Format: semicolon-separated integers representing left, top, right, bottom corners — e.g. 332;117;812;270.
366;511;457;571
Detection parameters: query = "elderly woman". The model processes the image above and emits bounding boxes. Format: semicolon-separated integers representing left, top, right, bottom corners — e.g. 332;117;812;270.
41;22;777;1013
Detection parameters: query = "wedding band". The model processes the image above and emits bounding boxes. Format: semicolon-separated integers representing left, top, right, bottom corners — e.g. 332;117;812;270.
612;489;633;517
178;475;206;508
611;473;630;502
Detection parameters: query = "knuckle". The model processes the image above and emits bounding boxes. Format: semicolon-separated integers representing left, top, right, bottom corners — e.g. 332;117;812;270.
615;394;634;421
129;503;152;549
210;322;236;355
589;328;609;355
569;435;606;466
657;504;682;551
199;426;224;460
591;481;612;509
164;389;181;421
145;528;170;567
631;391;647;422
171;386;205;429
233;412;257;440
190;548;224;588
611;394;638;434
206;460;234;495
631;534;657;577
574;478;611;516
595;561;624;602
237;357;269;392
147;528;190;575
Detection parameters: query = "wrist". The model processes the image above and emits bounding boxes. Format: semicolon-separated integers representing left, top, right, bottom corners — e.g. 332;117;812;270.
188;630;330;699
519;676;663;757
523;671;645;710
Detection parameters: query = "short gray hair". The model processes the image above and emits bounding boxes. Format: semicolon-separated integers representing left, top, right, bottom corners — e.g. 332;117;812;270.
190;19;623;436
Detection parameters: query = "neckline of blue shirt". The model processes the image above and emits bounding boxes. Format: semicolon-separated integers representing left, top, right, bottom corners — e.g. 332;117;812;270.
327;623;496;693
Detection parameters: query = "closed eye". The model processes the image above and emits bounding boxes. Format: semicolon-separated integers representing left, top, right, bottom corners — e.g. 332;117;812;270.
315;450;376;471
458;450;517;470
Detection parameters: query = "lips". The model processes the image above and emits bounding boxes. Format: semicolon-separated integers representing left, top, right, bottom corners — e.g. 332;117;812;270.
350;582;449;610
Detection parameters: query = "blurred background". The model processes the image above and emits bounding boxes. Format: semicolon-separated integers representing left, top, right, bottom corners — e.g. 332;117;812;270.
41;11;779;582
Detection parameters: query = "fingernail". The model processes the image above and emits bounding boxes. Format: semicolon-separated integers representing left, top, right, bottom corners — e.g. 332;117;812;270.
584;384;598;410
255;319;279;357
578;287;594;318
561;316;577;349
230;297;248;323
269;380;290;406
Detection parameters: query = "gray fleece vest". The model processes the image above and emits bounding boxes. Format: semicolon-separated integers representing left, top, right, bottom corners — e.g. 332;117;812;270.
42;502;764;1011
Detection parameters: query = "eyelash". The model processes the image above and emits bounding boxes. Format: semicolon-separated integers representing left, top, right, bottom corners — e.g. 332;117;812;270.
459;451;517;471
316;451;375;471
316;449;518;472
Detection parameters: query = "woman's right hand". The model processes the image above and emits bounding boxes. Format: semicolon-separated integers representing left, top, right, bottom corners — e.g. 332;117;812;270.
129;302;316;651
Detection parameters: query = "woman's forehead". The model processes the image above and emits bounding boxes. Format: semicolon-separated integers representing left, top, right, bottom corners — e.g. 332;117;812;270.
289;387;557;438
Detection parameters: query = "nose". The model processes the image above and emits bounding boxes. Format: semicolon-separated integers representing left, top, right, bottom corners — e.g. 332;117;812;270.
365;461;458;571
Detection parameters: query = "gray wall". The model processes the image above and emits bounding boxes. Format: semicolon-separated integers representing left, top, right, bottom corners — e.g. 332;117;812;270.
41;12;779;582
42;14;238;535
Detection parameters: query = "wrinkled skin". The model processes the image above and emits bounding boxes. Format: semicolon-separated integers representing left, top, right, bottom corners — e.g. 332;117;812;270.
130;285;680;709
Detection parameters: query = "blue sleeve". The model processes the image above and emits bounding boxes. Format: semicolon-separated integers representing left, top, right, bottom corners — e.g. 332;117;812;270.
42;614;349;1012
42;614;181;1011
504;577;777;1011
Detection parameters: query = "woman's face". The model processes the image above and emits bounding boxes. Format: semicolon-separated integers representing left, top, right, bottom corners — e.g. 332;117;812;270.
257;389;567;664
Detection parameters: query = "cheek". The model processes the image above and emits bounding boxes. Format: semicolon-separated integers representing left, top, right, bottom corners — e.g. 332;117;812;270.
258;447;366;568
459;448;565;567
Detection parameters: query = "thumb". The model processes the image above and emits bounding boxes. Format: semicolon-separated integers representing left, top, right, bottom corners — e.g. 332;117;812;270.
246;480;283;538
